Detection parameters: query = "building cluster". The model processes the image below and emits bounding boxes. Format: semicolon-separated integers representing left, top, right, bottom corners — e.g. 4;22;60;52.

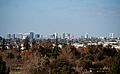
3;32;118;40
0;32;120;51
4;32;43;40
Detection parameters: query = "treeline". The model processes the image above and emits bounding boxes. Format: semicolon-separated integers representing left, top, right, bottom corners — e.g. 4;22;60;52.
0;37;120;74
28;39;119;74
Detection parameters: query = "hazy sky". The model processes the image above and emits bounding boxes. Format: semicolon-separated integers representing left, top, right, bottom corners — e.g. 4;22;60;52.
0;0;120;37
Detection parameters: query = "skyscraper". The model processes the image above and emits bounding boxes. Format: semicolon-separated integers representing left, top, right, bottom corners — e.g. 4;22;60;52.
35;34;40;39
12;34;16;39
30;32;34;40
85;33;89;39
54;33;58;39
109;33;115;38
6;34;11;39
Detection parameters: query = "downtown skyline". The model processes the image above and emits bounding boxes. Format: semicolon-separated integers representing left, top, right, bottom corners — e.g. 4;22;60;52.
0;0;120;37
1;32;119;39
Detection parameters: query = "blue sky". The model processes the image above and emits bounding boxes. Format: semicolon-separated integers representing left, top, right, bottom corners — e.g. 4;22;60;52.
0;0;120;37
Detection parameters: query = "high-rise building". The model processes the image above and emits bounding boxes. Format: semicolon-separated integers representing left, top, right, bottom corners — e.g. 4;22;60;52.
62;33;70;39
85;33;89;39
6;34;11;39
54;33;58;39
109;33;114;38
35;34;40;39
30;32;34;39
12;34;16;39
22;33;29;39
49;34;55;39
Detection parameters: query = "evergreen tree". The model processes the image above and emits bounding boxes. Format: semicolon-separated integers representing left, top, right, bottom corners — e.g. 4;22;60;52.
2;38;6;50
24;36;30;50
0;36;2;42
110;52;120;74
0;56;7;74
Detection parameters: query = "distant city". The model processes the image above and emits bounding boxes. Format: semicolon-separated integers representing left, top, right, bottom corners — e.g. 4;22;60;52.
1;32;120;50
0;0;120;73
1;32;119;40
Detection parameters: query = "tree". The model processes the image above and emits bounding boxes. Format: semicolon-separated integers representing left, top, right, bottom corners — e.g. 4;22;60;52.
61;45;73;59
0;36;2;42
110;52;120;74
16;53;22;61
50;59;78;74
2;38;6;50
0;36;2;50
0;56;8;74
96;51;104;61
84;53;94;61
50;46;60;59
7;52;14;59
24;36;30;50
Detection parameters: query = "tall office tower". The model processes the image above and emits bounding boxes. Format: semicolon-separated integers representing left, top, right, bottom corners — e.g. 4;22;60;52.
50;34;55;39
6;34;11;39
22;33;29;39
63;33;65;39
12;34;16;39
85;33;89;39
35;34;40;39
109;33;114;38
30;32;34;40
54;33;58;39
40;35;43;39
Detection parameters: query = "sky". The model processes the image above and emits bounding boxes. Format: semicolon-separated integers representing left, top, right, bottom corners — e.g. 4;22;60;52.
0;0;120;37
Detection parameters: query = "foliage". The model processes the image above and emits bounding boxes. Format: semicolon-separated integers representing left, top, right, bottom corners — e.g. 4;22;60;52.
110;52;120;74
32;68;49;74
0;36;2;42
7;52;14;59
84;53;94;61
38;45;60;59
83;60;92;70
0;56;9;74
50;59;78;74
2;38;6;50
16;53;22;60
1;38;119;74
50;46;60;58
96;52;105;61
24;36;30;50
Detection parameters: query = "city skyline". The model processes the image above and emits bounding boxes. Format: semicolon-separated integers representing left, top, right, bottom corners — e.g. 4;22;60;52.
0;32;119;38
1;32;119;39
0;0;120;37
